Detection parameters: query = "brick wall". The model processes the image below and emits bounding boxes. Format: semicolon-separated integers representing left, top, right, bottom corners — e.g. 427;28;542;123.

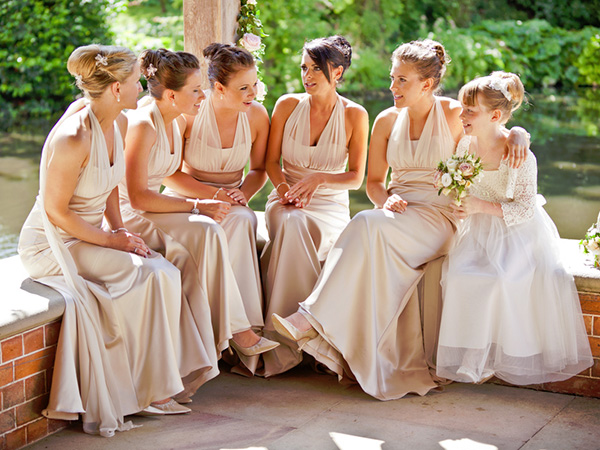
0;320;68;450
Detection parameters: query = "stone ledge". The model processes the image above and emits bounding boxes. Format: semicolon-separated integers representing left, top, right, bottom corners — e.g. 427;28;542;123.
0;256;65;341
560;238;600;293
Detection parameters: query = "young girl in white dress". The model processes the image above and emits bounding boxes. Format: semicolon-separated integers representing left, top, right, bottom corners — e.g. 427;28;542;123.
436;71;593;385
120;48;278;383
161;45;270;369
18;45;192;436
261;35;369;376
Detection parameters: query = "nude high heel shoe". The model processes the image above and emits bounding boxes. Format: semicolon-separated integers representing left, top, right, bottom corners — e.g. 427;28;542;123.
272;313;318;342
229;336;280;357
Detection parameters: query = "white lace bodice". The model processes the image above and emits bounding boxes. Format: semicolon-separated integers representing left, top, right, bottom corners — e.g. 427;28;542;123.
459;136;537;227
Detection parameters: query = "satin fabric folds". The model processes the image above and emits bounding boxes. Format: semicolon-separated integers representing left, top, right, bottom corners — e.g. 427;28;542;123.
260;94;351;376
18;101;185;436
119;99;254;383
299;97;458;400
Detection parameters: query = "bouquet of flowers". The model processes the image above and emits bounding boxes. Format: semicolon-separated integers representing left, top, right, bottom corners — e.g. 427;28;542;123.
434;153;483;206
580;211;600;268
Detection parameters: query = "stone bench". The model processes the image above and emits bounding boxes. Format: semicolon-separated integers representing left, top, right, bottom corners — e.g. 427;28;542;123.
1;217;599;449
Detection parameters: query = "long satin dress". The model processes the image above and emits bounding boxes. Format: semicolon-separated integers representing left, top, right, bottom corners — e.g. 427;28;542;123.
18;101;185;436
163;94;263;329
437;139;593;385
119;100;255;384
299;97;458;400
260;94;351;376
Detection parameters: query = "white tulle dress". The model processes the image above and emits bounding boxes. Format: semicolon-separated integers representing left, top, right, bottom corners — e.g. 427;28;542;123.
436;137;593;385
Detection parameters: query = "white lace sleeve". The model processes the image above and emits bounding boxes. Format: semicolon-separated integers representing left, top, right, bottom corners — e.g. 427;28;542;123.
500;150;537;226
455;135;471;156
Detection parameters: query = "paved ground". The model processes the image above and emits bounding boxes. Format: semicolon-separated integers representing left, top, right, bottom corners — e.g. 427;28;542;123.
28;365;600;450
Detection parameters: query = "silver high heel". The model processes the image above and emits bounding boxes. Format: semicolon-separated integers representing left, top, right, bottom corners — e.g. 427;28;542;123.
229;336;280;357
272;313;318;342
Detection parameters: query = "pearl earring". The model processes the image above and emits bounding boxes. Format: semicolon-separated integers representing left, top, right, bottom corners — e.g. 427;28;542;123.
117;95;120;103
172;101;176;107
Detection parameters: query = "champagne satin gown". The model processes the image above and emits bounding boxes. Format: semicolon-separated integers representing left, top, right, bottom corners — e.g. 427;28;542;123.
299;97;458;400
18;101;185;436
261;94;351;376
163;94;264;329
119;99;256;382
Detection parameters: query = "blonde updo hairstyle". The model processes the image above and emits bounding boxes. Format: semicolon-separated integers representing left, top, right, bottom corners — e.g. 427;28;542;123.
392;39;449;93
67;44;137;99
459;71;525;124
203;43;255;88
139;48;200;100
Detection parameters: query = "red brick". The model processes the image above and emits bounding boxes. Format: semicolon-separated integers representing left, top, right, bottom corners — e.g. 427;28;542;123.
543;376;600;398
0;409;16;434
594;316;600;337
592;358;600;379
15;394;48;426
1;337;23;364
0;362;14;387
47;418;69;434
14;348;55;381
589;336;600;358
580;293;600;314
44;321;61;347
5;427;26;450
26;418;47;444
23;329;44;355
583;315;593;335
45;368;53;392
24;373;45;401
2;381;24;409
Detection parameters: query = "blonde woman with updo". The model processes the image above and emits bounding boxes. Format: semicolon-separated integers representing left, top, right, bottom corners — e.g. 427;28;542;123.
18;45;190;436
161;44;271;373
436;72;592;385
261;35;369;377
273;40;530;400
120;48;278;380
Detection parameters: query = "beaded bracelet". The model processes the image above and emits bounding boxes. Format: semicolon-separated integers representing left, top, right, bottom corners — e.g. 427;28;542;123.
275;182;290;199
213;187;224;200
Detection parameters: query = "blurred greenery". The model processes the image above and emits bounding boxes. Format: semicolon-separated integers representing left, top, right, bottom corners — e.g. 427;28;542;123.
1;0;600;129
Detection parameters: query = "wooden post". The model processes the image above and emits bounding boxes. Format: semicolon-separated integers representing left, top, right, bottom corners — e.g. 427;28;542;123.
183;0;240;88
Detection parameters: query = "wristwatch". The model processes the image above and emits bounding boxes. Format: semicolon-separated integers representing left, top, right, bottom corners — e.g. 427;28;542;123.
191;198;200;215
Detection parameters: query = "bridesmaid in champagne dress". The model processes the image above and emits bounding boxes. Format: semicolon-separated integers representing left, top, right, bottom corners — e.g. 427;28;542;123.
260;35;369;376
273;40;530;400
162;44;269;342
436;72;592;385
119;48;278;383
18;45;191;437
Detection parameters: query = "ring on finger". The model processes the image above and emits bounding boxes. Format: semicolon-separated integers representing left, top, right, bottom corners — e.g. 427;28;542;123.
133;247;138;254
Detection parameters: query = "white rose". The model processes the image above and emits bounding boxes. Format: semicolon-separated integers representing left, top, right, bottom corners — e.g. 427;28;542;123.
255;79;266;101
247;0;257;4
241;33;261;52
441;173;452;187
446;159;458;170
589;240;600;251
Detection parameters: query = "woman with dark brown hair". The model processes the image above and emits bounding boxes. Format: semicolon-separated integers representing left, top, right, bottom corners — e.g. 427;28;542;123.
120;48;278;385
260;35;369;376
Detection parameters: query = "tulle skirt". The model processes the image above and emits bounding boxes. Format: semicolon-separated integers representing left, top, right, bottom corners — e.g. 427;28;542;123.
436;204;593;385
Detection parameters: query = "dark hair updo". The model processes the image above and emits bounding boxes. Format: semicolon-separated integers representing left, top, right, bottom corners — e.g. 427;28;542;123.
139;48;200;100
392;39;450;92
303;35;352;83
203;43;255;88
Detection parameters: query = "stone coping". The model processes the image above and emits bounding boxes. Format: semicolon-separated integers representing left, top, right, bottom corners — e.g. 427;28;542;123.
1;229;598;342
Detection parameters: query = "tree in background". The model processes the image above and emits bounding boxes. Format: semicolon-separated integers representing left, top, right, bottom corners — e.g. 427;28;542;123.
0;0;114;129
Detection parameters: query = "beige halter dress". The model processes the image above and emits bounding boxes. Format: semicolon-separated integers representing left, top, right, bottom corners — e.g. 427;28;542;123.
299;97;458;400
18;101;185;436
260;94;351;377
163;93;263;330
119;99;256;382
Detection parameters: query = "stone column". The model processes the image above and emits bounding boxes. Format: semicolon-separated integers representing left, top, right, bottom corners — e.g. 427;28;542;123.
183;0;240;88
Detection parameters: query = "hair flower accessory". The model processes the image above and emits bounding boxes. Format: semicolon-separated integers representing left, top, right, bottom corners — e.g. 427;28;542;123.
488;77;512;101
95;53;108;66
74;74;83;85
146;63;158;78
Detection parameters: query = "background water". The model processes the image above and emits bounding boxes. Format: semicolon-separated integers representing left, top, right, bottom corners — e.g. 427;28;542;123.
1;88;599;259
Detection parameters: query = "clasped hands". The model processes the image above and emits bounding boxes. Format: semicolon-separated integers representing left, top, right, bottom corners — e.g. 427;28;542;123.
278;174;323;208
110;228;151;257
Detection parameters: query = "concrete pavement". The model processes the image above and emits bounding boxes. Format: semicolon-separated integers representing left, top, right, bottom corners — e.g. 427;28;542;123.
28;365;600;450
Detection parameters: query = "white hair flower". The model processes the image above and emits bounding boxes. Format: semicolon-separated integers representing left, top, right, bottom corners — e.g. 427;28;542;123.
74;74;83;85
95;53;108;67
146;63;157;78
488;77;512;101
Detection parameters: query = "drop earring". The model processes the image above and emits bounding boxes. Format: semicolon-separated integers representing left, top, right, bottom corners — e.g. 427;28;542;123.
116;94;120;103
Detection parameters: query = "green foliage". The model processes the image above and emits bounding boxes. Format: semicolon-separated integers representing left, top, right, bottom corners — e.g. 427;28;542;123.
576;32;600;86
0;0;114;129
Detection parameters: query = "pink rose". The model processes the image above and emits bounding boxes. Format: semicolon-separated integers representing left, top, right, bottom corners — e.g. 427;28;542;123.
241;33;261;52
256;79;266;101
459;162;475;177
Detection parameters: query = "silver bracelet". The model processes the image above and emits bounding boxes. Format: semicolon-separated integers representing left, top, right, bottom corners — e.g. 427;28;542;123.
212;187;224;200
111;227;128;234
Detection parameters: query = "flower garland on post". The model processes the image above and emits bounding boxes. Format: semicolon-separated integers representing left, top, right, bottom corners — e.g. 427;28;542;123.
237;0;267;102
581;211;600;268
